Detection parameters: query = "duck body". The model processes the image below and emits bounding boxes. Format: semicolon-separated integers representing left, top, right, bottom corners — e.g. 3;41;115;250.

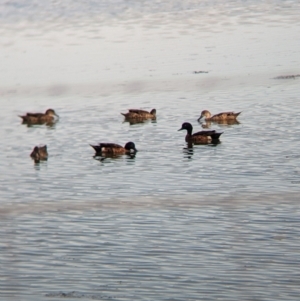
90;142;137;156
121;109;156;120
30;145;48;162
19;109;59;124
178;122;223;144
198;110;241;121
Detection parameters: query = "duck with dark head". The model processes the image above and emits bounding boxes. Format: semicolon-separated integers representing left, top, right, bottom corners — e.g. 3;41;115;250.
178;122;223;144
90;142;138;157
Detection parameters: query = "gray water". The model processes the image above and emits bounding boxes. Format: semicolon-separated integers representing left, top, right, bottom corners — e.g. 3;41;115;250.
1;1;300;300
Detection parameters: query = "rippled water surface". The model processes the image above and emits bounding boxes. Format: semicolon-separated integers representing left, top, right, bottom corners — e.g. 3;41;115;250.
1;0;300;300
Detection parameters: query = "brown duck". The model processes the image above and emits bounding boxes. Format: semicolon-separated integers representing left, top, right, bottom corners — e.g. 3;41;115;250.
198;110;241;121
30;145;48;162
19;109;59;124
178;122;223;144
90;142;137;156
121;109;156;119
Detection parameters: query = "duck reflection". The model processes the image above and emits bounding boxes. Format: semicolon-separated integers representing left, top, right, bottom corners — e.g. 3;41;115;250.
183;143;194;159
199;119;240;129
93;153;137;163
125;153;137;163
33;160;48;170
23;120;57;128
123;118;157;125
183;139;220;156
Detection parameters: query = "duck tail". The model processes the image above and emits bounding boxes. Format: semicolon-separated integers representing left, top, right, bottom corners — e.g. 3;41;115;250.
235;111;242;117
19;115;26;121
211;132;223;140
121;113;127;117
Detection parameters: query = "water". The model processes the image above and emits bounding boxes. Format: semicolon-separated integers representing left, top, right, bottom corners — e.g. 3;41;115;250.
1;1;300;300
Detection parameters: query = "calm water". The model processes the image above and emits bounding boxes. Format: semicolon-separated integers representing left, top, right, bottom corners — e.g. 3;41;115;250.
1;0;300;300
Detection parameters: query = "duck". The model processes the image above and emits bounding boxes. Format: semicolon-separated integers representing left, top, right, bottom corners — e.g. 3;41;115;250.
19;109;59;124
90;142;138;156
178;122;223;143
198;110;241;121
30;145;48;162
121;109;156;119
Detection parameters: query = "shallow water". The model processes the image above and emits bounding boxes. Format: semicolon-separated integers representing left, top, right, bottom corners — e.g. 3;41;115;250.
1;0;300;300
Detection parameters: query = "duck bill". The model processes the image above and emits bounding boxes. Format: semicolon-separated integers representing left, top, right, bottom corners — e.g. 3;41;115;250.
178;128;183;131
198;116;203;121
55;113;59;118
130;148;138;153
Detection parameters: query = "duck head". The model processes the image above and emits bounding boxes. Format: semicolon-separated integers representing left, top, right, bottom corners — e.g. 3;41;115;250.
45;109;59;117
125;142;138;153
178;122;193;135
198;110;211;121
150;109;156;116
